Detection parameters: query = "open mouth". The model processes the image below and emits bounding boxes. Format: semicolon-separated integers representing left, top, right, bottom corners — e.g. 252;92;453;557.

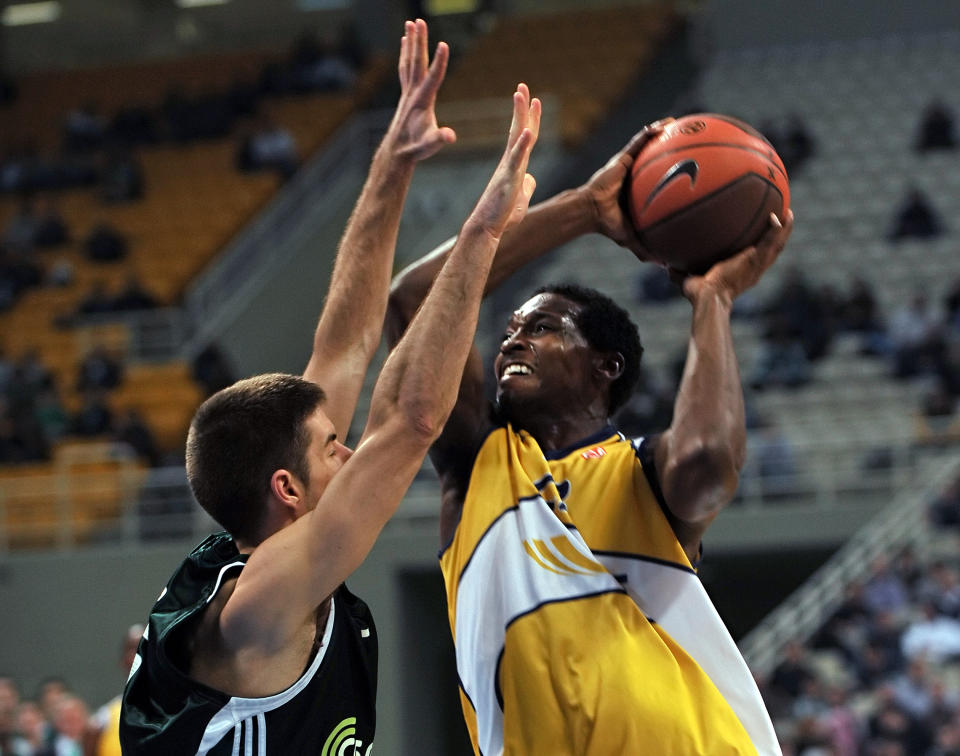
501;363;533;379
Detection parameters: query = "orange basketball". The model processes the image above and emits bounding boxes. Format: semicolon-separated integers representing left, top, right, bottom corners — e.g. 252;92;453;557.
628;113;790;274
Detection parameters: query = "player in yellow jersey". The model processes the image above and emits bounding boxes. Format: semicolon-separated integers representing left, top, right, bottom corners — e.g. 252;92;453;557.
386;125;794;755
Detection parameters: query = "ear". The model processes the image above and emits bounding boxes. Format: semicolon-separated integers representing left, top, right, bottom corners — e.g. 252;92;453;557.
268;468;304;519
595;351;625;383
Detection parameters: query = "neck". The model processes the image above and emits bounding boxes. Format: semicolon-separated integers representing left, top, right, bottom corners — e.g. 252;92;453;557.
512;406;611;452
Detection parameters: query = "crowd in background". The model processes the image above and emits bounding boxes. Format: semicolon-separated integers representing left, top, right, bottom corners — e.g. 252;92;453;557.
763;493;960;755
1;17;960;756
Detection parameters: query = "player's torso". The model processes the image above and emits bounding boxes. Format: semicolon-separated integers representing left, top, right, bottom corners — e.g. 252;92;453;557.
442;426;764;755
121;536;378;755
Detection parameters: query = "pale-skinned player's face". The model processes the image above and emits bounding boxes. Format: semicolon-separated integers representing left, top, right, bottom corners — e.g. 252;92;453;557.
300;407;353;509
494;293;597;421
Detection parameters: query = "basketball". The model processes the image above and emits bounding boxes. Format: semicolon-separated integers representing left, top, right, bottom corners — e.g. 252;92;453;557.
627;113;790;274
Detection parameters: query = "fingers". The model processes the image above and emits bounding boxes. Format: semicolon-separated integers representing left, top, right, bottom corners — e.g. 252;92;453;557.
507;84;530;147
411;18;429;84
422;41;450;98
756;209;794;264
400;19;444;91
621;117;673;159
399;20;414;86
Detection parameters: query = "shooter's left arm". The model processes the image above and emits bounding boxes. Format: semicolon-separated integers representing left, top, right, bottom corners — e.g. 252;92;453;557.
654;211;794;561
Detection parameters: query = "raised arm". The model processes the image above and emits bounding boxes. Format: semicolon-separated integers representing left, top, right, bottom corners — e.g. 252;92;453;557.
385;121;667;501
225;87;541;650
303;19;456;439
653;211;794;562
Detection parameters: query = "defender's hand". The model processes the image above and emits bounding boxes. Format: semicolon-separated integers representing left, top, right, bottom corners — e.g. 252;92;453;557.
468;84;541;240
387;19;456;162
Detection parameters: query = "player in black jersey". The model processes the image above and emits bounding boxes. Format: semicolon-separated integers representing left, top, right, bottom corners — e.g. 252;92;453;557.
120;19;542;755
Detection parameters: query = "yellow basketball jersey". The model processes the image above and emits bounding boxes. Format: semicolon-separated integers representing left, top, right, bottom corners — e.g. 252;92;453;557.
439;424;781;756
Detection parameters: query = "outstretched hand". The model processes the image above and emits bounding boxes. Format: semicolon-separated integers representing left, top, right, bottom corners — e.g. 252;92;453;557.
679;210;795;304
469;84;541;240
582;118;672;260
388;19;457;162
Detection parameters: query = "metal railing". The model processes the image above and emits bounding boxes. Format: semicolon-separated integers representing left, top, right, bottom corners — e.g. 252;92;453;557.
738;448;960;677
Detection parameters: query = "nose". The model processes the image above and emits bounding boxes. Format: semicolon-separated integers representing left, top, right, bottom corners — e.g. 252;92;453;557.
499;331;527;354
337;443;354;464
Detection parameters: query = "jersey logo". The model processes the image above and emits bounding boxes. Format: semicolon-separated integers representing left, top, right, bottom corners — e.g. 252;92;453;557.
581;446;606;459
321;717;372;756
523;536;605;576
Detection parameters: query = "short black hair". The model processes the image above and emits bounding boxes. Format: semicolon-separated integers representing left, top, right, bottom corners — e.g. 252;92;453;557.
185;373;325;544
533;283;643;414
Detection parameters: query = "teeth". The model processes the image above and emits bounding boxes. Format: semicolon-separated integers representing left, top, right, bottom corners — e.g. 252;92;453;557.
504;364;531;376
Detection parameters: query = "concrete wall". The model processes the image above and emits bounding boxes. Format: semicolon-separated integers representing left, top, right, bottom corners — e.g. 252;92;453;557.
698;0;960;50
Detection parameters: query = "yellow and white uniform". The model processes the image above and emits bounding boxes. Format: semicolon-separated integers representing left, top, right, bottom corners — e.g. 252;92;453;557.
440;424;780;756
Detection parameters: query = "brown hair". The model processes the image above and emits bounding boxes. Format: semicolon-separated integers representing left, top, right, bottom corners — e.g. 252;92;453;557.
185;373;325;544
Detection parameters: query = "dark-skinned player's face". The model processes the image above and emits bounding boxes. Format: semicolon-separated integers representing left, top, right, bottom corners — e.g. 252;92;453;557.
494;293;597;421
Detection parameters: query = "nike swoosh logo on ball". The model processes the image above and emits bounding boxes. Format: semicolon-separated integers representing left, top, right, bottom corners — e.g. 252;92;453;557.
646;159;700;208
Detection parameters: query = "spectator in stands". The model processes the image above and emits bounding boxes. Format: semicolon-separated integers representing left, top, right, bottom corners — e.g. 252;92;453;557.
779;113;816;175
191;343;234;397
0;244;43;312
1;196;41;254
614;366;674;437
838;275;891;357
76;281;116;317
0;346;13;394
87;624;143;756
62;102;107;154
0;676;19;754
864;557;910;618
71;390;113;437
920;376;956;419
160;85;233;143
0;72;16;105
769;641;816;705
76;345;123;392
288;30;357;93
890;657;936;720
887;291;945;379
100;147;144;204
634;264;680;303
32;197;69;249
33;386;69;445
83;223;128;263
818;684;860;756
111;408;159;467
929;475;960;529
108;106;158;147
756;264;835;364
50;694;88;756
111;275;157;313
236;116;300;179
45;255;74;289
11;699;52;756
747;312;813;390
915;99;957;152
15;350;54;397
866;684;930;754
888;187;944;241
751;414;800;501
900;602;960;663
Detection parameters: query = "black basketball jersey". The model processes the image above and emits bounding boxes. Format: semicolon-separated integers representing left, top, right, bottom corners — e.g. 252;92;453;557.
120;533;377;755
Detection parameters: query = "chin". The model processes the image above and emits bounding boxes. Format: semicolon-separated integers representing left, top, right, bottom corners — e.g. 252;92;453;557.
494;393;534;429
